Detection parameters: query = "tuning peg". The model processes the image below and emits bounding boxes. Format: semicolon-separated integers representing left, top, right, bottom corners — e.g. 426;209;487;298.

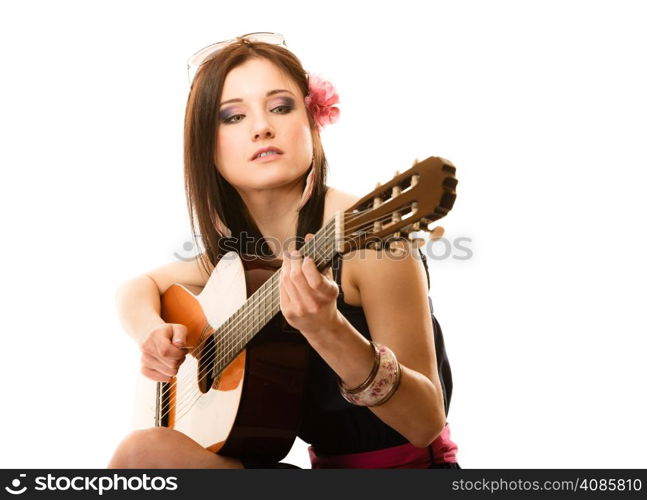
429;226;445;241
393;170;400;178
420;217;433;228
411;158;419;166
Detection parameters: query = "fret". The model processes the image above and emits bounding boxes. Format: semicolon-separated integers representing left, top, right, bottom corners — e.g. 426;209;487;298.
210;218;339;375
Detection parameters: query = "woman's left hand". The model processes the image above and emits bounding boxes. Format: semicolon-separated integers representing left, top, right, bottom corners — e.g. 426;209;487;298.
279;242;340;339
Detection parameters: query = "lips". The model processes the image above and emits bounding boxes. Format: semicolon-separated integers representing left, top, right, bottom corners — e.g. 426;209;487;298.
250;146;284;161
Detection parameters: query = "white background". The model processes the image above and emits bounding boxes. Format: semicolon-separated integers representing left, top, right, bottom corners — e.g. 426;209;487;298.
1;0;645;469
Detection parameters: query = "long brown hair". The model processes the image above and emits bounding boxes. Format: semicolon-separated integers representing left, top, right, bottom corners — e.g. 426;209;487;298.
183;39;328;276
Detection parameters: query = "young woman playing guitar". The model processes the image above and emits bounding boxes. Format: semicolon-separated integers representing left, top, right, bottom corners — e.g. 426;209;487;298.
108;33;459;469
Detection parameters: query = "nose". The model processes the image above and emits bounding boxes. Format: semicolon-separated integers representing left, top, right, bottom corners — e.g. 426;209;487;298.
252;123;275;141
251;110;275;141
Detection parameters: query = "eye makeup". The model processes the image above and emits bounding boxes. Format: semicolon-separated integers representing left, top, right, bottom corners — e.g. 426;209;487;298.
219;96;296;124
271;96;295;112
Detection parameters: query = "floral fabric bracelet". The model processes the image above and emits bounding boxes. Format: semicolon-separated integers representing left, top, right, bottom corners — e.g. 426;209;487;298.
339;343;402;407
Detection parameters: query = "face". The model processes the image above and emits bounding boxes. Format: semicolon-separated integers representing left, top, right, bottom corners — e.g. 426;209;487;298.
215;57;313;194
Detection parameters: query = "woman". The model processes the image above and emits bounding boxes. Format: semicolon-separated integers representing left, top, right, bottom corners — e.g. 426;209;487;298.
109;33;459;469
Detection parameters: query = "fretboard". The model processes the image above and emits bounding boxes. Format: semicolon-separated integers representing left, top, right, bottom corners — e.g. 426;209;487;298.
211;216;339;376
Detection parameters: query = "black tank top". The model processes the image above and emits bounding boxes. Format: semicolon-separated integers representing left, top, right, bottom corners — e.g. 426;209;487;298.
296;250;454;455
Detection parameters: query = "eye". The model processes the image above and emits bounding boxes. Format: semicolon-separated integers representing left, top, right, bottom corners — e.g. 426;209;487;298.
272;104;293;114
222;114;244;124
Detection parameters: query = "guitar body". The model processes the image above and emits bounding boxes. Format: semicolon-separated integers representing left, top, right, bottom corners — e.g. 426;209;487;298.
134;252;309;462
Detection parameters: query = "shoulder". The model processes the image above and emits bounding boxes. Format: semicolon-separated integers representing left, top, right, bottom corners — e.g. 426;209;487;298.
345;242;429;295
339;240;430;309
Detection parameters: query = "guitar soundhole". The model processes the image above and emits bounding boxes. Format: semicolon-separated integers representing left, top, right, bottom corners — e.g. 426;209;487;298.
197;334;216;394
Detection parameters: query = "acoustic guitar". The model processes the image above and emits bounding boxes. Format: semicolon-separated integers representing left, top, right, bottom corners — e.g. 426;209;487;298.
134;156;458;462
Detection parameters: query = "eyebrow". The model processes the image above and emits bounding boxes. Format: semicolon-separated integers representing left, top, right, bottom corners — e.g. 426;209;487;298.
219;89;296;107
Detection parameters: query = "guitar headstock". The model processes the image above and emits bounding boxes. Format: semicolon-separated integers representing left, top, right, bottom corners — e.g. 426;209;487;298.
339;156;457;253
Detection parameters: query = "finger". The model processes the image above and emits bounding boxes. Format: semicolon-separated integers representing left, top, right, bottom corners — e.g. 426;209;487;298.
171;324;188;347
142;352;180;377
289;251;312;291
287;252;324;312
305;233;314;242
283;252;320;312
156;337;187;362
281;252;298;304
308;271;338;300
301;256;324;289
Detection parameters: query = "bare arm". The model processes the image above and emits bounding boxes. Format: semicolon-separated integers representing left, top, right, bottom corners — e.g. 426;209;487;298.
280;244;445;448
115;255;213;380
115;274;166;347
342;245;445;447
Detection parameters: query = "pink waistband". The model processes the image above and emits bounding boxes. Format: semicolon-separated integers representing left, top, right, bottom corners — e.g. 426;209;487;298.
308;423;458;469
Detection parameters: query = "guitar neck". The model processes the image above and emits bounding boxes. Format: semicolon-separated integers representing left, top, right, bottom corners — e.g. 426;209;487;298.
211;215;341;377
209;156;458;378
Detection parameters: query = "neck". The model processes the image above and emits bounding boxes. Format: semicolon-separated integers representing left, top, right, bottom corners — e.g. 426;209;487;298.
237;180;304;256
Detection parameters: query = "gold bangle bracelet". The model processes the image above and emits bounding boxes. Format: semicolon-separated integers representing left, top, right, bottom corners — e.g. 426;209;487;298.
337;341;380;395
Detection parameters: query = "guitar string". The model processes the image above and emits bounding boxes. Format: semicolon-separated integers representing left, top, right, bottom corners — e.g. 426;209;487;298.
159;205;363;405
159;206;419;422
167;220;338;421
165;225;335;423
160;205;415;421
159;220;336;419
165;202;402;407
169;229;338;424
158;203;420;422
161;221;332;416
167;213;418;425
169;203;429;422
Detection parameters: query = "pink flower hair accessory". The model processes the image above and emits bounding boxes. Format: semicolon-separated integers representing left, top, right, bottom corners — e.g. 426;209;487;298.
305;73;340;130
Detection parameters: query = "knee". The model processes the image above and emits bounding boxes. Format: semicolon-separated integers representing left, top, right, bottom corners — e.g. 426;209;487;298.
108;427;172;469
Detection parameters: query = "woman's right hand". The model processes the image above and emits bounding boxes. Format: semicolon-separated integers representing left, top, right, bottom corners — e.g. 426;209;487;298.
140;323;188;382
